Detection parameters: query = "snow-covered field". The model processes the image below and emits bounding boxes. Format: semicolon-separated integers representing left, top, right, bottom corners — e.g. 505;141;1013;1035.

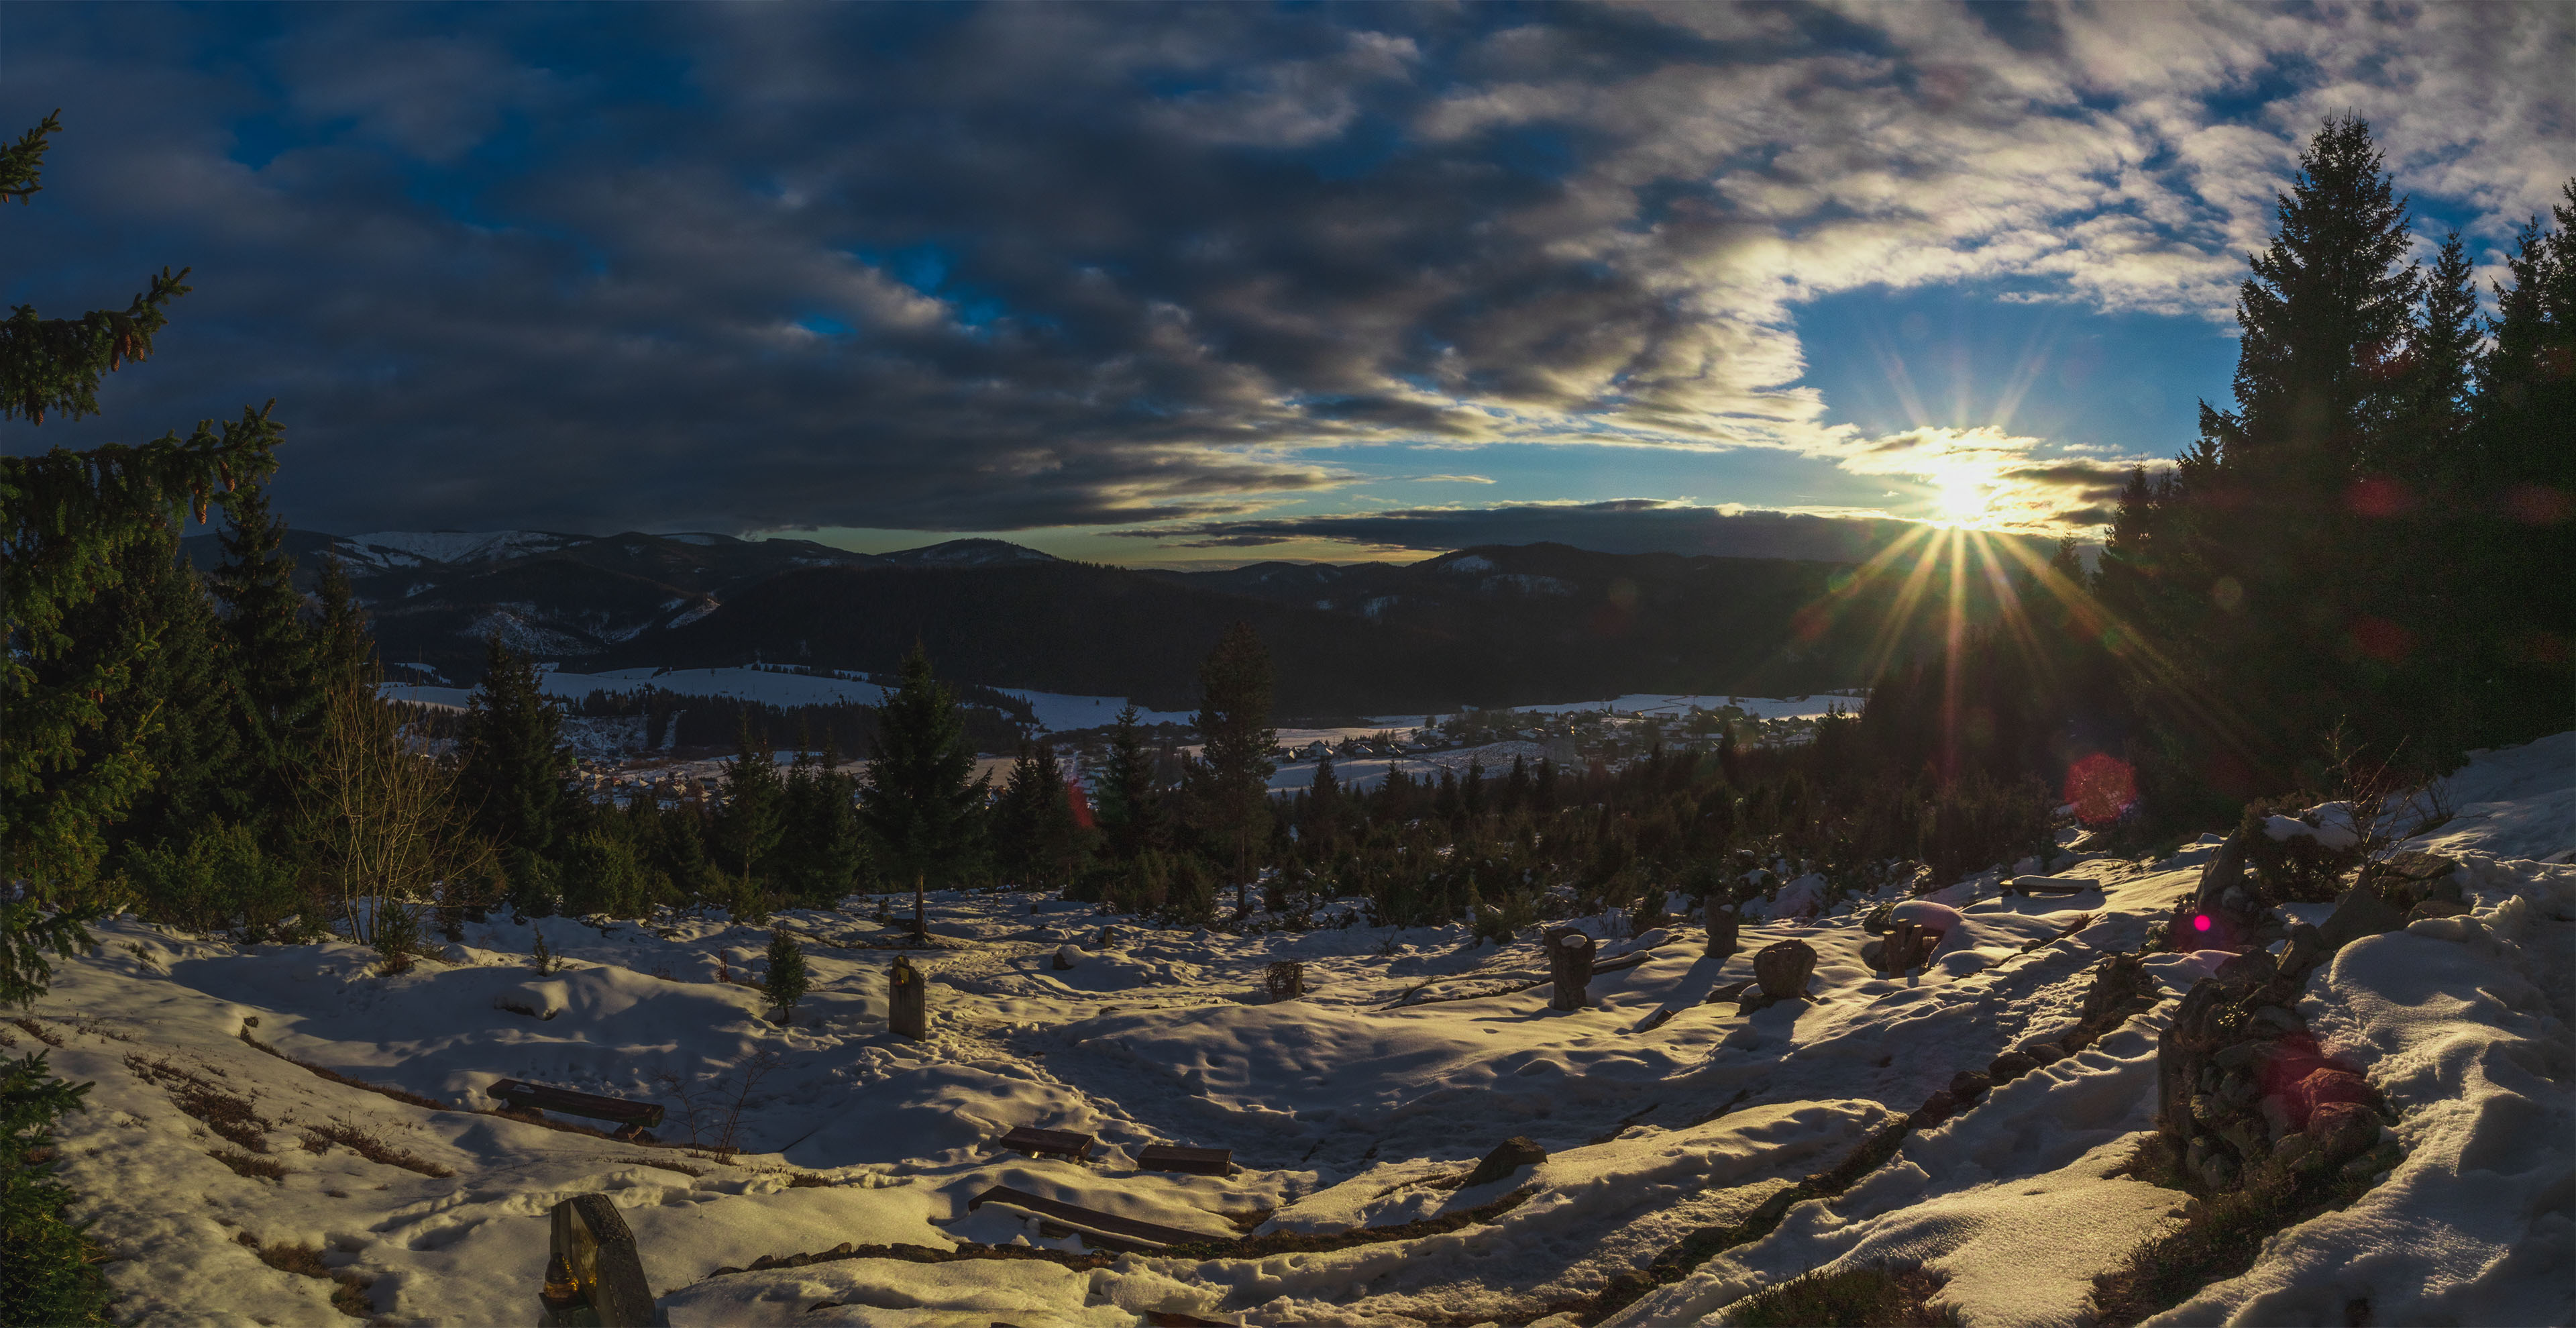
22;737;2568;1327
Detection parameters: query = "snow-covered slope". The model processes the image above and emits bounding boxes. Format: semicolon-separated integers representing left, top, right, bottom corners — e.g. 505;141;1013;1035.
22;736;2570;1326
341;529;585;567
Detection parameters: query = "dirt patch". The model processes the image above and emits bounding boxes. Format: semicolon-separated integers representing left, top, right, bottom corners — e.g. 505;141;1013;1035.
299;1119;454;1178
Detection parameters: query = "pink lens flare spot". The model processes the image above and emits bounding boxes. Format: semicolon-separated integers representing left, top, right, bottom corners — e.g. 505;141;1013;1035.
2193;915;2212;933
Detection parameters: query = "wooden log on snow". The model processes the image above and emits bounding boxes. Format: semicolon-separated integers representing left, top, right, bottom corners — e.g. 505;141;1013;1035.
488;1080;665;1137
966;1185;1229;1249
1544;929;1594;1011
888;954;928;1041
541;1193;662;1327
1136;1144;1233;1176
995;1125;1096;1163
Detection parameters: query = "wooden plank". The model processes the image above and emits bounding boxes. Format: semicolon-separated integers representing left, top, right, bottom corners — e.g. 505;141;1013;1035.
996;1125;1095;1162
489;1078;666;1129
967;1186;1232;1249
1136;1144;1232;1176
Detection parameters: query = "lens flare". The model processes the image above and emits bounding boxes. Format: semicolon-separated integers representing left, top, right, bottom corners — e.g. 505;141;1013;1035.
2193;915;2213;933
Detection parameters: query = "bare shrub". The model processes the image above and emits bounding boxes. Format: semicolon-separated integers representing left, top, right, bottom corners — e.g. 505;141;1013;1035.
301;670;494;956
654;1050;785;1160
235;1232;374;1319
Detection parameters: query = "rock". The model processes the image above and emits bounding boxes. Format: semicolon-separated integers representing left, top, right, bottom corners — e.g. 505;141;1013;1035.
2298;1068;2371;1116
1053;945;1079;971
2260;1092;2298;1140
2212;1039;2277;1071
2248;1005;2298;1033
1988;1050;2041;1083
2273;1133;2316;1168
2318;883;2409;952
2212;949;2277;992
2378;850;2459;882
2306;1101;2378;1162
1948;1070;1992;1102
1915;1089;1957;1125
1460;1135;1548;1189
1753;939;1817;999
2408;899;2469;921
2196;1150;2239;1190
2022;1041;2064;1064
2279;923;2325;978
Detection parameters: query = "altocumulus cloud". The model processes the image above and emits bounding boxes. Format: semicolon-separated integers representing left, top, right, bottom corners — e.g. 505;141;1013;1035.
1;3;2565;535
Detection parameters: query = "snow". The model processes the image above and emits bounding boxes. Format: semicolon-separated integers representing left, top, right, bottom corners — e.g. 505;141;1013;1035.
1364;693;1865;727
24;734;2570;1325
343;530;580;566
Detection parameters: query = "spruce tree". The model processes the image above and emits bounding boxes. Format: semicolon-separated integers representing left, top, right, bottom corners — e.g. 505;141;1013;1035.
711;715;785;914
209;482;321;825
859;646;986;937
2;110;276;1325
763;929;807;1024
1303;754;1342;854
1095;705;1165;862
1192;622;1277;917
455;636;573;913
771;737;863;908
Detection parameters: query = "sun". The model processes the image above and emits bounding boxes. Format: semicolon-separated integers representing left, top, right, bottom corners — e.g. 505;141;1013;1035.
1931;476;1991;527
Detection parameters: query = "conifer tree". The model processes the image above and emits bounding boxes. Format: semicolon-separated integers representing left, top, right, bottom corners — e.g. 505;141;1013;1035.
712;716;784;913
1303;754;1342;854
772;737;863;907
1193;623;1277;917
209;482;321;824
2;110;278;1325
310;554;374;693
1094;705;1165;862
455;636;573;913
859;646;985;937
994;741;1082;890
763;929;807;1024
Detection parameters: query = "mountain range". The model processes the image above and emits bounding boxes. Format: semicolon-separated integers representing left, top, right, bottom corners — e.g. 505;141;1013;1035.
181;527;2035;717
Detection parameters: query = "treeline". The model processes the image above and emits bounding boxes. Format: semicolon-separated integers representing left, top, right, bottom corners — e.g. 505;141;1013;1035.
557;686;1025;758
1854;119;2574;834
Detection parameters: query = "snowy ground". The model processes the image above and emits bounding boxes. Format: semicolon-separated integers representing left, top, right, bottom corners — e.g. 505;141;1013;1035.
21;735;2569;1327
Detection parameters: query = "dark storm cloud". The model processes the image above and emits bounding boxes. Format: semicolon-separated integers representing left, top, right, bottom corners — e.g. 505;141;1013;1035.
1;3;2562;534
1124;500;1949;562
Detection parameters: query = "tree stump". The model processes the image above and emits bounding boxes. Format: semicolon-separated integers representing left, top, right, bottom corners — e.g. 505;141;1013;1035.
888;955;928;1041
541;1193;659;1327
1705;899;1739;957
1265;960;1305;1001
1545;929;1594;1011
1752;939;1815;999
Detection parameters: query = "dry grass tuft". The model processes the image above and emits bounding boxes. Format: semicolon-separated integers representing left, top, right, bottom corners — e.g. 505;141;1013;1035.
12;1016;65;1048
127;1054;275;1152
1731;1264;1959;1327
300;1119;453;1178
210;1147;288;1181
235;1232;376;1319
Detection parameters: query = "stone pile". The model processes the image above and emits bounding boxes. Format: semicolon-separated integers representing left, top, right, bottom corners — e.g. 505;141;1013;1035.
2155;934;2398;1192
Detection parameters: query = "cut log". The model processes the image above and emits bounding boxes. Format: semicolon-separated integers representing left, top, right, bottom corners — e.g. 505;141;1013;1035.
995;1125;1095;1163
1136;1144;1232;1176
967;1185;1231;1249
1753;939;1816;999
1705;899;1739;957
488;1079;665;1132
1265;960;1305;1002
1544;929;1595;1011
888;954;928;1041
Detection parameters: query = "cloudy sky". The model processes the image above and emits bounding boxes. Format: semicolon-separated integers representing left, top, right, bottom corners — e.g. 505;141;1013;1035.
3;2;2566;564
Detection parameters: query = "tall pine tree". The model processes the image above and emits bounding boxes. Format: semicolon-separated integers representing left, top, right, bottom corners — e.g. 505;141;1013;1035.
208;482;322;826
455;636;572;914
1;110;279;1325
859;646;985;937
1192;623;1277;917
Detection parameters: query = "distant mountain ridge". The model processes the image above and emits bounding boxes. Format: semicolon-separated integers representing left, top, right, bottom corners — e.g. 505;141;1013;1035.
180;528;2025;711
